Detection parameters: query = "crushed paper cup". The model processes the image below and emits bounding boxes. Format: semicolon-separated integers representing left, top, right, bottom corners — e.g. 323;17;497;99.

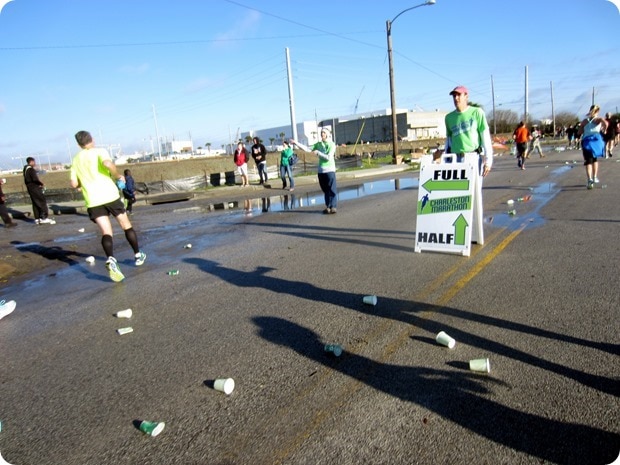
116;327;133;335
85;256;95;264
363;295;378;306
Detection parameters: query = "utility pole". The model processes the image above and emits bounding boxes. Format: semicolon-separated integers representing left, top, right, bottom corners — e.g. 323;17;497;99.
524;65;529;124
550;81;555;137
152;104;162;160
285;47;298;143
491;75;496;136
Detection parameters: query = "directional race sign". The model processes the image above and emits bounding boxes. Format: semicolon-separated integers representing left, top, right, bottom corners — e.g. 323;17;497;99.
414;153;483;256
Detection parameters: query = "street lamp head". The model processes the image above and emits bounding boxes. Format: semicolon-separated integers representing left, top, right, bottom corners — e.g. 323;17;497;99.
427;0;436;4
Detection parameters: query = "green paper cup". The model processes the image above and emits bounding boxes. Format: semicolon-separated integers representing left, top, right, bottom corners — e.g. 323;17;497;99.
139;421;165;436
324;344;343;357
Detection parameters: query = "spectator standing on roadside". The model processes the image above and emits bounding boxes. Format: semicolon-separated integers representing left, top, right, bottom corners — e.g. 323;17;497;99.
579;105;607;189
529;124;544;158
603;112;616;158
279;140;295;191
0;178;17;228
513;121;530;170
566;125;575;149
23;157;55;224
71;130;146;283
290;128;338;214
573;122;582;149
234;142;250;187
251;137;269;185
443;85;493;177
122;169;136;214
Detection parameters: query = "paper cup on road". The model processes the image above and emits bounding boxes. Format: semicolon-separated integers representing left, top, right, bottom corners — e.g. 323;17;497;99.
116;327;133;335
435;331;456;349
139;420;165;437
363;295;377;306
324;344;343;357
85;256;95;264
115;309;132;319
184;243;192;249
506;199;514;205
469;358;491;373
78;228;85;233
214;378;235;395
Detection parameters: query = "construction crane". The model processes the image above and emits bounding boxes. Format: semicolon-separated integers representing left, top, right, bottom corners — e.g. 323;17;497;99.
353;86;365;114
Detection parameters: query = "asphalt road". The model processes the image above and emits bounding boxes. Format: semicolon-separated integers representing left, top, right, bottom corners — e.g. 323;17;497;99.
0;149;619;465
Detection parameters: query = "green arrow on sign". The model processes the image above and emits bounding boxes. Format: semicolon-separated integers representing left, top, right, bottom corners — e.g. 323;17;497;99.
453;214;469;245
422;178;470;193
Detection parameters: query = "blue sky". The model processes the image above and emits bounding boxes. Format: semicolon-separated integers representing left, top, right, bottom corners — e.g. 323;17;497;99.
1;0;619;169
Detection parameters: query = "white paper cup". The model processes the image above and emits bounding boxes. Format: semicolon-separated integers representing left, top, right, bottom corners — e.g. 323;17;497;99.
506;199;514;205
363;295;377;306
116;327;133;335
115;309;132;319
435;331;456;349
214;378;235;395
85;256;95;264
78;228;85;233
469;358;490;373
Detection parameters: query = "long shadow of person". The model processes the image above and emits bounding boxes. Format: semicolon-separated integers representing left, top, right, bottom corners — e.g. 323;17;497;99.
9;240;108;281
185;258;618;397
11;240;90;267
253;316;619;465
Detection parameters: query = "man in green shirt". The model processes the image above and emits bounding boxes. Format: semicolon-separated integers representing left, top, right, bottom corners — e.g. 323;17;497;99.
444;85;493;177
70;130;146;283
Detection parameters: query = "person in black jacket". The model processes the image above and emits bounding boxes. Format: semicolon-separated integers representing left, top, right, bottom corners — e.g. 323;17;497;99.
0;178;17;228
251;137;269;184
23;157;55;224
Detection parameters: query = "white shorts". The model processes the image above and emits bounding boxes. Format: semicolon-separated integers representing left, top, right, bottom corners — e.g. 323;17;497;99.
236;163;248;176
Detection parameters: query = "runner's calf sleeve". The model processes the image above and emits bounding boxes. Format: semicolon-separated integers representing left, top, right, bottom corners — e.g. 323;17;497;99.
124;228;139;254
102;234;114;257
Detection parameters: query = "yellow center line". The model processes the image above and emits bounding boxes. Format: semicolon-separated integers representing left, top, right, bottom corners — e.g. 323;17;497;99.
267;223;530;465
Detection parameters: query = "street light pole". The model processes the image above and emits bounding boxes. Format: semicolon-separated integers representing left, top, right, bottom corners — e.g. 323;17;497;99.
386;0;436;164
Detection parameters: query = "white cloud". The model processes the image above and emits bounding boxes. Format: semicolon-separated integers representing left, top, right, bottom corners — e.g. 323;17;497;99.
118;63;150;75
212;10;261;48
184;77;213;94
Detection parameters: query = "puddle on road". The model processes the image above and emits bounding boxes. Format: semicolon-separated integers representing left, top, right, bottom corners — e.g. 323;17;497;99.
183;177;419;218
485;164;570;229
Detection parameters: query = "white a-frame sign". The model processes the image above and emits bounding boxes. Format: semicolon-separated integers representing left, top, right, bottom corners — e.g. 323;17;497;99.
414;153;484;256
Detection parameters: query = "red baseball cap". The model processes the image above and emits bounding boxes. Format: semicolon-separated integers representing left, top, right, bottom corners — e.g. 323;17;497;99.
449;86;468;95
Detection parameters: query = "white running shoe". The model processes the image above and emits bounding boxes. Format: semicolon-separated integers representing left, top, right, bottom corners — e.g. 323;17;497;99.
0;300;17;321
593;177;600;183
135;251;146;266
